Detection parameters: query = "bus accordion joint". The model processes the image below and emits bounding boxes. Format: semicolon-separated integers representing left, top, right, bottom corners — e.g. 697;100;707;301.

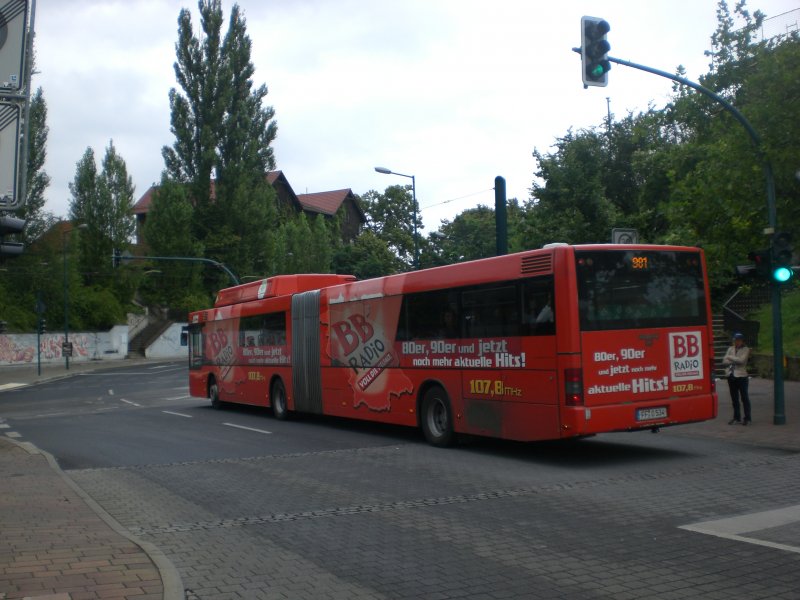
564;368;584;406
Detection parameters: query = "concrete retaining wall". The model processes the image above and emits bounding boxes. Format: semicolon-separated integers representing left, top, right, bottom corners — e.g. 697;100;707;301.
0;326;129;365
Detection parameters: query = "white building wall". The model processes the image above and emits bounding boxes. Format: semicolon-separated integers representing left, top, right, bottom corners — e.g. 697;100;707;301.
145;323;189;359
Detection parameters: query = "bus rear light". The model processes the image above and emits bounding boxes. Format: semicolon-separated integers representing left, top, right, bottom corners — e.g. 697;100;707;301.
709;354;716;393
565;368;584;406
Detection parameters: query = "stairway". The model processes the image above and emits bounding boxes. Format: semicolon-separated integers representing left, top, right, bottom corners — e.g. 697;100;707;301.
128;318;173;357
712;314;730;379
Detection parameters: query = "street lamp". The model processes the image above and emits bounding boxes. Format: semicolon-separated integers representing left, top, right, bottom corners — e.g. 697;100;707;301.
375;166;419;269
63;223;88;370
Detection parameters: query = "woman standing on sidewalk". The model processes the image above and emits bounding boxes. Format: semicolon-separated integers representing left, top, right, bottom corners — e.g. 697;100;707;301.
723;332;752;425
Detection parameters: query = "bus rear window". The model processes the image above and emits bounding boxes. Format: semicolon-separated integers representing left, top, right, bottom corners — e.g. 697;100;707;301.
576;250;706;331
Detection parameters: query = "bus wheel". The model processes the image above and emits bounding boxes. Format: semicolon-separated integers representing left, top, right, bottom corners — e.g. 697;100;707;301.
421;386;455;447
209;379;224;410
272;379;289;420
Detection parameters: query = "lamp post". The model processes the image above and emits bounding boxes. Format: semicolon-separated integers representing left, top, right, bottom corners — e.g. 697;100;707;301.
63;223;88;370
375;166;419;269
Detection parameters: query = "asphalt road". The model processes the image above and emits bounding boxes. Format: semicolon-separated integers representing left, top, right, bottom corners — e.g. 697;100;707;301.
2;362;799;599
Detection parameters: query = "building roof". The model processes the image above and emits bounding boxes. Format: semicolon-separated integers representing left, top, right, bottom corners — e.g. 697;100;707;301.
133;186;156;215
132;172;364;223
297;189;356;216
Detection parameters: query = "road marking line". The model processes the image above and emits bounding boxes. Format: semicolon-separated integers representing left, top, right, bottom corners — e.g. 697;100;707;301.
680;504;800;554
6;431;21;438
108;389;115;395
223;423;272;435
163;411;193;418
120;399;141;407
0;424;9;429
0;383;25;391
165;395;191;401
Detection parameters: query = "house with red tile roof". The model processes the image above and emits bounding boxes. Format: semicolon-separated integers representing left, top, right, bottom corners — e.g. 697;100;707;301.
132;171;365;246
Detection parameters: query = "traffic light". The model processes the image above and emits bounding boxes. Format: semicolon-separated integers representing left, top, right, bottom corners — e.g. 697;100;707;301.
0;214;25;257
772;231;794;283
112;248;121;268
747;249;772;278
581;16;611;87
37;318;46;334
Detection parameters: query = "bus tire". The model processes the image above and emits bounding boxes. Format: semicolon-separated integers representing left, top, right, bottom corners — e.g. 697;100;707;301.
271;379;289;420
209;378;224;410
421;386;455;447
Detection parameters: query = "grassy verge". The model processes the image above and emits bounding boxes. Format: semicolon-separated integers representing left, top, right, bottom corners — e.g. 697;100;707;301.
749;286;800;356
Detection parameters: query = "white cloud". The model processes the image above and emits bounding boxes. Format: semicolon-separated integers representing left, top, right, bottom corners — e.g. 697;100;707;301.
32;0;798;231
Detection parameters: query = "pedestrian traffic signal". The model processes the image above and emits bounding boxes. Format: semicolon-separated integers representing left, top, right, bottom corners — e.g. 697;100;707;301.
0;214;25;257
581;16;611;87
747;249;771;279
772;231;794;283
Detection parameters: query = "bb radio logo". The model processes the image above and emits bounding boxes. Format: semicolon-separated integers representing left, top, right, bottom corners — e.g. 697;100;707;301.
668;331;704;381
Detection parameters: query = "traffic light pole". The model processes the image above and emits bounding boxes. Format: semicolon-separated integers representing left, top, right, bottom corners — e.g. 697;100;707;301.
592;52;786;424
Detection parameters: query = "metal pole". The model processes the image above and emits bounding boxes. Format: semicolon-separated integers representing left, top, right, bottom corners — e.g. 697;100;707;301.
495;176;507;256
36;290;42;376
62;231;69;370
411;175;419;269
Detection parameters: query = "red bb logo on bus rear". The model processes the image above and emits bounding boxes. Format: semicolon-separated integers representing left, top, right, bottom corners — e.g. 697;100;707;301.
668;331;703;382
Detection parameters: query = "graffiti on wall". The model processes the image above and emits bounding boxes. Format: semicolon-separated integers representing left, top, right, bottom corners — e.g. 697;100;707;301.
0;334;91;364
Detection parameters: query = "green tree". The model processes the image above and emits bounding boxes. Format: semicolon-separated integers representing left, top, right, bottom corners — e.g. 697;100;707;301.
524;129;621;247
361;185;422;270
68;141;135;293
432;205;497;264
161;0;279;289
142;176;208;310
332;230;398;279
68;147;97;224
21;88;54;243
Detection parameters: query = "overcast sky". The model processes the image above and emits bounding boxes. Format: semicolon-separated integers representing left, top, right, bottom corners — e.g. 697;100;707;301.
32;0;797;232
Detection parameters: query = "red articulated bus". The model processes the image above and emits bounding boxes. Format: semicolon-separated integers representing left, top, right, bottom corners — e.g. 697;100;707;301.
187;244;717;446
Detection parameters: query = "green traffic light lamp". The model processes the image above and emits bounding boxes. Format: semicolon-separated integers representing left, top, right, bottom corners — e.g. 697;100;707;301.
773;266;793;283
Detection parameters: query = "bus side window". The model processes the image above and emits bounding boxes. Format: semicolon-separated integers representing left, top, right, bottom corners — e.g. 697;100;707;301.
402;290;460;339
522;277;555;336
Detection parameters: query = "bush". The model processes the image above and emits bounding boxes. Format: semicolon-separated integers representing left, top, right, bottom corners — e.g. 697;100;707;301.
750;286;800;356
71;286;126;330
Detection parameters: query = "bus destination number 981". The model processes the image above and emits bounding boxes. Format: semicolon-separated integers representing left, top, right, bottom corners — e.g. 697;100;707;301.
631;256;649;270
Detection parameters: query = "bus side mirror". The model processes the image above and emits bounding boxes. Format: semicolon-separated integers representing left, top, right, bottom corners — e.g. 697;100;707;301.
180;332;188;346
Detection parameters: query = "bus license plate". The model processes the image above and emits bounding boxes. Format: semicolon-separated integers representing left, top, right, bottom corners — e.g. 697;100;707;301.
637;406;667;421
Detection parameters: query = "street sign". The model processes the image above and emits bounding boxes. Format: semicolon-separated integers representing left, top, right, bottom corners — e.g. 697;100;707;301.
0;0;28;92
0;101;20;208
612;228;639;244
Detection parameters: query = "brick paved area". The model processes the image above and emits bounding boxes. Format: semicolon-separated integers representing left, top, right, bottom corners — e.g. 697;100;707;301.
0;438;165;600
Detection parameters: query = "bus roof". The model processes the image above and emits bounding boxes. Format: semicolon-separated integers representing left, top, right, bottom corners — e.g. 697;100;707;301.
214;274;356;307
205;244;702;309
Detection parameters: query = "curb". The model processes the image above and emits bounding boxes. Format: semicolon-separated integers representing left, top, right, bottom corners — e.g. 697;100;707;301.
5;436;185;600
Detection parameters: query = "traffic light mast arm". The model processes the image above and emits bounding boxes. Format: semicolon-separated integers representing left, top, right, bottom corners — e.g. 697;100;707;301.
117;254;240;286
571;48;778;230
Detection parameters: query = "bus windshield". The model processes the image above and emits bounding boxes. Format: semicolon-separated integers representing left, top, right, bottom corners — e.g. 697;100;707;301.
576;249;706;331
